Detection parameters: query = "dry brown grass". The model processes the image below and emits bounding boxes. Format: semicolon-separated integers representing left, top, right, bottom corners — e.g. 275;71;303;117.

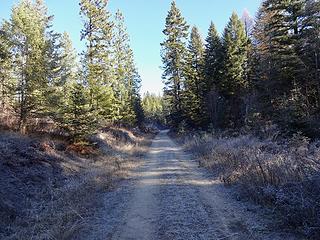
0;127;154;240
183;132;320;238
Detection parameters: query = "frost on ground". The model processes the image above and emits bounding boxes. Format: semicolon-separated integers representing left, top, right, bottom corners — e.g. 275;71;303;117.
183;132;320;238
76;130;303;240
0;128;152;240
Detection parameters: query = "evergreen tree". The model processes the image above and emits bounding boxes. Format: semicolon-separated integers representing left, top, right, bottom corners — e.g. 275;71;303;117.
47;32;79;122
204;22;223;90
8;0;52;134
80;0;115;122
161;1;189;128
131;70;144;125
253;0;306;129
113;10;138;125
241;10;255;125
251;3;274;117
299;0;320;107
184;26;206;128
221;12;249;126
241;9;254;37
63;82;96;141
221;12;248;97
0;23;14;112
44;31;64;117
60;32;78;89
142;92;165;125
203;22;223;127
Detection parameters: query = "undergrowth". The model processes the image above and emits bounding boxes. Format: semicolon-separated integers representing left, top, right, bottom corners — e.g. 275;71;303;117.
0;127;154;240
183;131;320;238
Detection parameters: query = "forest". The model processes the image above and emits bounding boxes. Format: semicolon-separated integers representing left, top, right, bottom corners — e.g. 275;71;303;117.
0;0;320;239
161;1;320;137
0;0;144;141
159;1;320;237
2;0;318;138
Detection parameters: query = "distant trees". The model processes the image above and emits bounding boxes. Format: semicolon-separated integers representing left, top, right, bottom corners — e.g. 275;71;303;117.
161;0;320;136
0;0;144;140
142;92;165;125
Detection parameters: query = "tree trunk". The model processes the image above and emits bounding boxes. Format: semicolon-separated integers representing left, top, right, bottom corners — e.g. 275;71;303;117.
19;114;27;134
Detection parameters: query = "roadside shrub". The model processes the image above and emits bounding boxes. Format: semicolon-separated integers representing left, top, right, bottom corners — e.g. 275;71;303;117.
185;132;320;237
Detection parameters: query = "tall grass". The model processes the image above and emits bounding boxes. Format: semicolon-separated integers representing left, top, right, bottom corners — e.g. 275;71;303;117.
184;132;320;237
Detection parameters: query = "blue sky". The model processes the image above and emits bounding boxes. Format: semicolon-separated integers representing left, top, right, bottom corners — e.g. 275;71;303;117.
0;0;262;94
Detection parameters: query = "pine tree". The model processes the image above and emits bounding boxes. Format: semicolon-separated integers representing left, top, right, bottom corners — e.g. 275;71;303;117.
161;1;189;128
63;82;96;141
221;12;248;97
204;22;223;90
299;0;320;107
131;70;144;126
47;32;79;122
113;10;138;125
142;92;165;125
60;32;78;89
8;0;52;134
241;9;254;37
253;0;306;129
44;31;65;117
0;23;14;113
184;26;206;128
221;12;249;127
80;0;115;122
203;22;224;127
241;10;255;125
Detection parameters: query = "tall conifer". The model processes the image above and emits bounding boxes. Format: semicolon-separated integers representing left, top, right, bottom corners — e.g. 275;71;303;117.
161;1;189;128
184;26;206;128
9;0;52;133
80;0;115;121
221;12;249;126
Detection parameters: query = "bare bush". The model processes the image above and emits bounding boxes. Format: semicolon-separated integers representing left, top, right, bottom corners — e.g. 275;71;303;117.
184;132;320;238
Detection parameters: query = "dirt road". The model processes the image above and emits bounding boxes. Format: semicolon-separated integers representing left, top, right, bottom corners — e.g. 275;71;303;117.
77;130;300;240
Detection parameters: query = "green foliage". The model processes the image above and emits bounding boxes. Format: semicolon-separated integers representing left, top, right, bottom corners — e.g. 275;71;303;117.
113;10;143;126
142;92;165;125
80;0;116;122
221;12;249;97
8;0;52;133
161;1;189;128
183;26;206;128
0;0;144;138
62;82;96;141
204;22;223;91
160;1;319;135
251;0;319;135
0;23;14;110
203;23;224;128
45;32;79;119
1;0;318;138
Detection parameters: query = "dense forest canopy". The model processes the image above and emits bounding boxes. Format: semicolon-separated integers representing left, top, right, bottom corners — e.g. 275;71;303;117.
0;0;319;138
161;0;320;136
0;0;144;140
